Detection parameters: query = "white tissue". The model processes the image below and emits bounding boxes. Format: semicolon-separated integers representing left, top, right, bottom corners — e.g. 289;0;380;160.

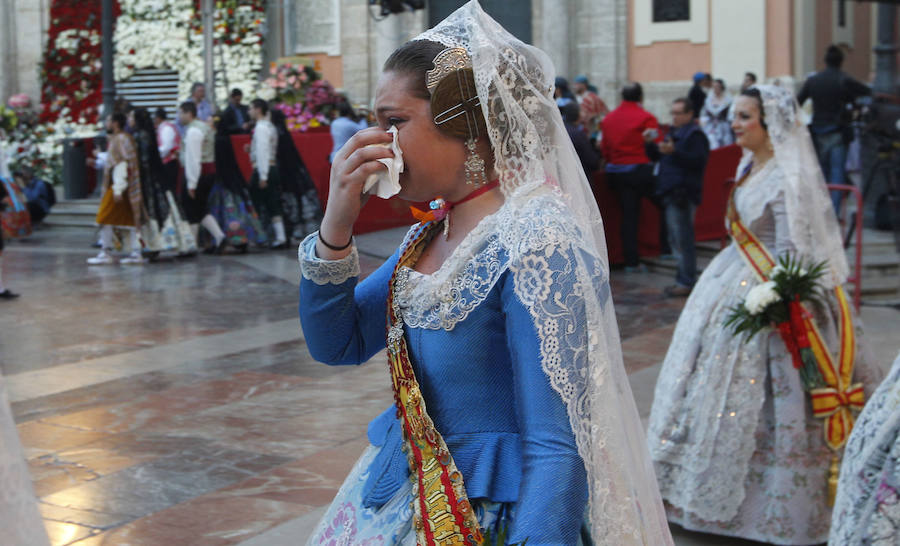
363;125;403;199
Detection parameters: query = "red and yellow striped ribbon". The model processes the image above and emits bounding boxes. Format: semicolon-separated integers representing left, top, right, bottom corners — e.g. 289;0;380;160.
386;222;483;546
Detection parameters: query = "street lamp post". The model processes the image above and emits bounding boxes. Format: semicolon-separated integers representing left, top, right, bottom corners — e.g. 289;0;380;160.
202;0;216;110
101;0;115;118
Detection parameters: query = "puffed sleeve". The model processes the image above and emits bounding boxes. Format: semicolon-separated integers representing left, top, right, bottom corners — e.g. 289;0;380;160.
499;258;589;544
298;232;400;365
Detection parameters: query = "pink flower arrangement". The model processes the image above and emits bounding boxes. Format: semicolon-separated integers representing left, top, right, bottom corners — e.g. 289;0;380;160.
265;62;340;132
7;94;31;109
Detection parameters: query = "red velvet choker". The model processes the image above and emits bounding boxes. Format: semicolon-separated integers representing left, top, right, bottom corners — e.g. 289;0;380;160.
410;179;500;238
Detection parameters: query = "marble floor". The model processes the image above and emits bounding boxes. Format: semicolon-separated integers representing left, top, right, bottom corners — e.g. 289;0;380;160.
1;227;896;546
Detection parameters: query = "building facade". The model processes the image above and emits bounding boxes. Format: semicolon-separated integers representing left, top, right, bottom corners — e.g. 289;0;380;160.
281;0;887;118
0;0;891;119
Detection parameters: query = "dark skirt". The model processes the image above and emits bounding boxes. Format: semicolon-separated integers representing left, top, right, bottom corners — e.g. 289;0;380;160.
180;172;216;224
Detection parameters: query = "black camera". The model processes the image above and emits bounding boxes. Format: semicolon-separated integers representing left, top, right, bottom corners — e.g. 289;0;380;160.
857;96;900;143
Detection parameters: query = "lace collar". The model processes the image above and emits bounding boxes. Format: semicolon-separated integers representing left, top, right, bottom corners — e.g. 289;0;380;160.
393;187;572;331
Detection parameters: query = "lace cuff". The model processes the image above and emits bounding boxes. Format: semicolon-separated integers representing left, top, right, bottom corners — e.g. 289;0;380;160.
298;232;360;285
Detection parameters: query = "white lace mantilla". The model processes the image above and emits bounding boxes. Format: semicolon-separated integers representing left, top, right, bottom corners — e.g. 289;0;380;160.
298;233;360;285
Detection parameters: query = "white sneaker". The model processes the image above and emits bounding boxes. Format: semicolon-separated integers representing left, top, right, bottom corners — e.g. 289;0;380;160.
120;253;146;266
87;252;116;265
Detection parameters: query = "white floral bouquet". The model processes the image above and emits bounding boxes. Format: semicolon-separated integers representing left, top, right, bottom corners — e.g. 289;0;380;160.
725;256;828;390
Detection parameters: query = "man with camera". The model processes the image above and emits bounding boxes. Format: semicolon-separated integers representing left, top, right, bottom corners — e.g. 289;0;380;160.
797;45;871;210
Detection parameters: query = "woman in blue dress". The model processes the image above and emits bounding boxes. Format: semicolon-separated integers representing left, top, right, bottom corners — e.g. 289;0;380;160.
299;3;671;544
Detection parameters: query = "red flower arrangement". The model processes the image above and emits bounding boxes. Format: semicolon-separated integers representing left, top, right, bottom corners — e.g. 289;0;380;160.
40;0;121;125
190;0;265;46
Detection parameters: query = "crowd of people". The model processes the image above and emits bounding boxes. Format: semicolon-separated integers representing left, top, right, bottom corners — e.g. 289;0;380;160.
85;83;326;266
549;43;872;302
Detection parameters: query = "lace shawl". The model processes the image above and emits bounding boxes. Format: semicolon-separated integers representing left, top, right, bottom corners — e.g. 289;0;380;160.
409;4;672;542
739;85;849;287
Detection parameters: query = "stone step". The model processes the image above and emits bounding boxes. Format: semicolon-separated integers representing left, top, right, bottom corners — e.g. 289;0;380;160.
859;254;900;272
45;212;97;224
42;218;98;231
852;275;900;300
50;203;101;215
43;198;101;230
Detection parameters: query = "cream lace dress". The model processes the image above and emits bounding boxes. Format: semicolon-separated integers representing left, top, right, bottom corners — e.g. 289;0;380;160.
0;373;50;545
647;160;882;545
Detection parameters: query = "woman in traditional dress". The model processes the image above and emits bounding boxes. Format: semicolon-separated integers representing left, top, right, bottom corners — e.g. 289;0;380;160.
831;351;900;545
0;372;50;545
207;132;267;252
271;110;323;241
699;78;733;149
131;108;195;258
647;85;883;544
299;2;671;544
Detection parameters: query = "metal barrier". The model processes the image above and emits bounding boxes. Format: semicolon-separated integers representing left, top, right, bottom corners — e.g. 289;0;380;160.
829;183;863;312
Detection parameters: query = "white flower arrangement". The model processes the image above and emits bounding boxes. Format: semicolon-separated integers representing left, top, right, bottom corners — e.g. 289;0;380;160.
114;0;265;104
744;280;781;315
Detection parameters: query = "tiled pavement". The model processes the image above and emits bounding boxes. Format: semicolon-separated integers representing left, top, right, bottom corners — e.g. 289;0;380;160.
1;227;896;545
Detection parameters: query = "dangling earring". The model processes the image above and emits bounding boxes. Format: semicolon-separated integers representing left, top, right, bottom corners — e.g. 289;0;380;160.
464;137;487;186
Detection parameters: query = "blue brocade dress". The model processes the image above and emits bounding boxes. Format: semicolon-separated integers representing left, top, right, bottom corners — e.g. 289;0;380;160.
298;221;591;545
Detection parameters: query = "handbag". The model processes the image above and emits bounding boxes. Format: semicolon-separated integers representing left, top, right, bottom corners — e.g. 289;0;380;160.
1;178;32;239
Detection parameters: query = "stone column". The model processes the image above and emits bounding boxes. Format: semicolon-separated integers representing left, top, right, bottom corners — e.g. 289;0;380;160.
14;0;49;103
102;0;116;117
0;0;18;102
873;3;898;95
572;0;627;108
533;0;571;80
340;0;370;105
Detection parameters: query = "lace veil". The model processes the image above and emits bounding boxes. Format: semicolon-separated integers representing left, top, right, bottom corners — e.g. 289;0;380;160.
743;85;849;287
415;2;672;543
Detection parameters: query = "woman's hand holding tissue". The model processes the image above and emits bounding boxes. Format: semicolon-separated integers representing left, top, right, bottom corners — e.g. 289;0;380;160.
318;127;395;259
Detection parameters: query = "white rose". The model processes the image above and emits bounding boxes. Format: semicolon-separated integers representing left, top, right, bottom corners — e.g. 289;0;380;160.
744;280;781;315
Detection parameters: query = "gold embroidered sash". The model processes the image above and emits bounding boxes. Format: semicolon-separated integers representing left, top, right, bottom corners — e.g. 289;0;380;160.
726;176;863;503
386;221;483;546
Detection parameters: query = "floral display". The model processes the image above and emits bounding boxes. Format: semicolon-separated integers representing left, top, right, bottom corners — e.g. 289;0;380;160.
0;106;17;134
263;62;339;132
6;94;31;110
4;117;66;184
116;0;265;103
40;0;114;126
1;0;269;186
